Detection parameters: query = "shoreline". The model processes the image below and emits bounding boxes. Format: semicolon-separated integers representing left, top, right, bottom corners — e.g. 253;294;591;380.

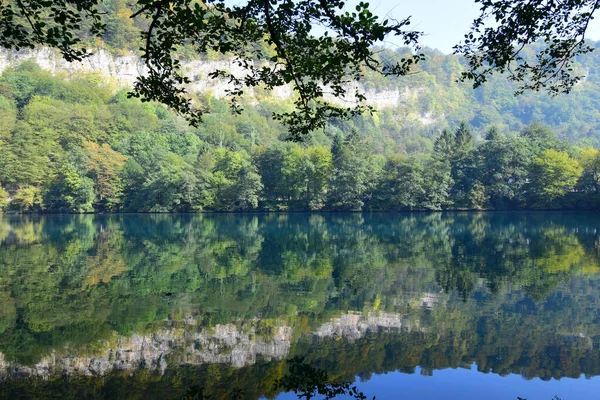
2;209;600;216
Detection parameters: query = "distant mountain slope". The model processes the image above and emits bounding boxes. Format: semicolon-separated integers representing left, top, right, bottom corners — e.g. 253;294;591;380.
2;40;600;147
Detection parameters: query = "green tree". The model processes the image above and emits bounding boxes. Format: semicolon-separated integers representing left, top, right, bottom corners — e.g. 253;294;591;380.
46;164;95;213
0;121;60;189
255;145;286;210
235;163;263;210
0;95;16;138
449;122;477;208
10;186;43;213
578;147;600;193
102;0;141;52
433;128;455;163
118;131;202;212
375;155;426;210
212;148;263;211
305;146;333;210
520;122;562;154
528;149;583;206
281;145;308;208
421;157;453;210
141;153;200;212
454;121;474;154
83;141;128;211
327;132;377;211
476;134;533;209
0;185;8;212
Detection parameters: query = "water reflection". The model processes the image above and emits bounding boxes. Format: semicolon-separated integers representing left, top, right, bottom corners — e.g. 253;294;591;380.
0;213;599;398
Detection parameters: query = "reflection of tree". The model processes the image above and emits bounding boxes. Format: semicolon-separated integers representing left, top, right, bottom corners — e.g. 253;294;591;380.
1;212;600;390
430;214;598;300
274;357;373;400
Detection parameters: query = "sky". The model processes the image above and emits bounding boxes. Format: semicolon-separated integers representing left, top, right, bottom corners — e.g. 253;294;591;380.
341;0;600;54
342;0;482;53
227;0;600;54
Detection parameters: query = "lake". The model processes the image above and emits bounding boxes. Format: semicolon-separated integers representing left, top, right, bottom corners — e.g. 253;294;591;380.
0;212;599;399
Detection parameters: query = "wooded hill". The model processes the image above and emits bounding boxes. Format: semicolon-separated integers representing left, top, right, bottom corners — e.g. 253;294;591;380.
1;2;600;212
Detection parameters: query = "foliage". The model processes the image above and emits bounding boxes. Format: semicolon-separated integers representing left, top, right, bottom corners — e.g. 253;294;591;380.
528;149;583;206
1;63;600;212
10;186;42;212
327;131;378;211
578;147;600;193
1;1;597;138
456;0;600;95
46;164;96;213
0;186;8;212
83;142;127;211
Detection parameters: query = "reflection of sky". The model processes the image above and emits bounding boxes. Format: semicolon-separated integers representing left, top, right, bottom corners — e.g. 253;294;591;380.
226;0;600;54
275;364;600;399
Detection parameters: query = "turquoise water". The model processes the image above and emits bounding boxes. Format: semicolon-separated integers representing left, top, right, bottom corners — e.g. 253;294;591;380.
0;212;599;399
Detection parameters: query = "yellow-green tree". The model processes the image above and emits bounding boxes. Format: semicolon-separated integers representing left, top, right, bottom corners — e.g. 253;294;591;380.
0;185;8;212
578;147;600;193
529;149;583;205
11;186;43;212
83;141;127;211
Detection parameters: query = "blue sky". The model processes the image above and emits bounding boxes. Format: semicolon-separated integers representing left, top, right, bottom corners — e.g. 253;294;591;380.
342;0;600;54
228;0;600;54
342;0;482;53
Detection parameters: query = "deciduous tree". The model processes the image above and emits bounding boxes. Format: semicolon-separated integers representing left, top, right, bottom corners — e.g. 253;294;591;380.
2;1;595;137
528;149;583;206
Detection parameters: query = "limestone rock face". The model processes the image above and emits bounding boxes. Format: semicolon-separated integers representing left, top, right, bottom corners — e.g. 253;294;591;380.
0;48;144;87
0;48;440;124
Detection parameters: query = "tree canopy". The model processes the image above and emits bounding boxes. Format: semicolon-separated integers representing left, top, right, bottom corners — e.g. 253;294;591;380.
0;0;598;137
2;63;600;214
457;0;600;94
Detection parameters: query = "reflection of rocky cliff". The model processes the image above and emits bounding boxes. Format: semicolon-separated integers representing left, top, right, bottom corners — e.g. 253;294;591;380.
0;322;292;379
314;311;425;342
0;308;431;380
2;305;600;395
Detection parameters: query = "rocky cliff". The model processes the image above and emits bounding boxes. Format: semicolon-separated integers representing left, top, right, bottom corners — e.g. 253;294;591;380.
0;47;437;124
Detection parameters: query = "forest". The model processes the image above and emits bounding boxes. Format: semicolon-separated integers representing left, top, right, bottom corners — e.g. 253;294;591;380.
2;61;600;213
2;1;600;212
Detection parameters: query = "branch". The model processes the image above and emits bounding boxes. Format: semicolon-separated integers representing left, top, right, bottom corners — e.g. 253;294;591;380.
130;1;163;19
261;0;309;108
15;0;45;41
144;4;164;67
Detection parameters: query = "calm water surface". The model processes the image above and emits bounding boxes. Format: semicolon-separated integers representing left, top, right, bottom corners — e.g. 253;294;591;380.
0;212;599;399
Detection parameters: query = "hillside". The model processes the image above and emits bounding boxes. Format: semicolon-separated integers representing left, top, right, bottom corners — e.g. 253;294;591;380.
4;41;600;149
1;4;600;212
